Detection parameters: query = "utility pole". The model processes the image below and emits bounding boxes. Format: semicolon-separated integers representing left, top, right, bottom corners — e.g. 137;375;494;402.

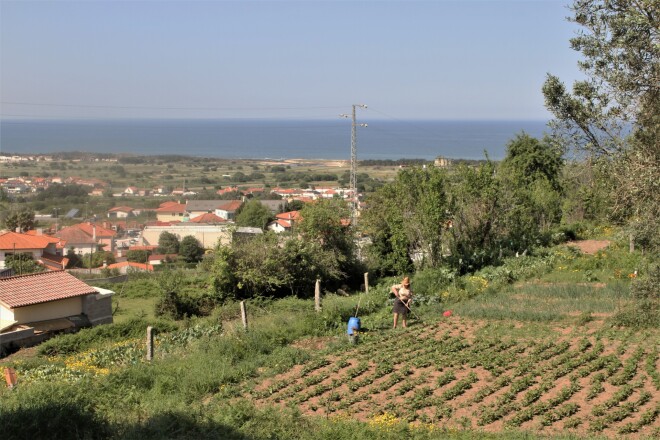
340;104;367;227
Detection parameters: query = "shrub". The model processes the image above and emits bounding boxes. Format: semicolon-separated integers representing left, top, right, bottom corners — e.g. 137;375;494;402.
611;263;659;329
37;318;177;357
411;268;456;297
154;291;219;320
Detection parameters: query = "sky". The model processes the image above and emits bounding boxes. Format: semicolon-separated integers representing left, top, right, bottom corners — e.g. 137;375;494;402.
0;0;583;121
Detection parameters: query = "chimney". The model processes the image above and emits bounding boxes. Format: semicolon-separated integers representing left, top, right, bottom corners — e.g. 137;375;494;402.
15;227;20;233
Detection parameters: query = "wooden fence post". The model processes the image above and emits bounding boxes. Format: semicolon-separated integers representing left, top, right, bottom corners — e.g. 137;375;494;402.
146;326;154;361
240;301;248;330
4;367;18;389
364;272;369;294
629;234;634;253
315;279;321;312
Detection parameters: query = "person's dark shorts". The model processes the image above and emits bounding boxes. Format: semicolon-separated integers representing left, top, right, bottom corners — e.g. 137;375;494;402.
393;299;409;315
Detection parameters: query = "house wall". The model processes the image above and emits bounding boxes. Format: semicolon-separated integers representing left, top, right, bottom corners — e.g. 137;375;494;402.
214;209;237;220
267;223;286;233
82;292;113;325
98;237;114;252
156;212;185;222
142;225;231;248
65;243;97;256
13;297;82;324
0;305;15;323
0;249;44;269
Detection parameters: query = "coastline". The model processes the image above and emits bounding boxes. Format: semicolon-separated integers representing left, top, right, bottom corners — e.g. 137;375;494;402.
0;119;549;161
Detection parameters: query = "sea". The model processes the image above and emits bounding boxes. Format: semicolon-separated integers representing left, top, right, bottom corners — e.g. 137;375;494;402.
0;119;549;161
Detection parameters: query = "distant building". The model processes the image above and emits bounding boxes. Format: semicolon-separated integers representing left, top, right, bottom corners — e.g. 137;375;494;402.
107;206;135;219
214;200;243;221
266;211;301;234
155;202;187;222
55;222;117;254
434;156;452;168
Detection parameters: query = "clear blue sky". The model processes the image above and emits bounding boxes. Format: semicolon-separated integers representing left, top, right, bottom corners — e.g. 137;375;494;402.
1;0;582;121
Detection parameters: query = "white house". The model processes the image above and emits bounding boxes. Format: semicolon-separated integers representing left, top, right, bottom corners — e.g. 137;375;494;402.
0;271;114;347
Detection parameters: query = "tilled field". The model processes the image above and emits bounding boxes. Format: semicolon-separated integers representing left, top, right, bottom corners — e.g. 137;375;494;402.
250;319;659;437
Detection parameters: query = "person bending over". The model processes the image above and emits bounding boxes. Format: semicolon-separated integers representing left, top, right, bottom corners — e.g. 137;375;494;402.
391;277;413;329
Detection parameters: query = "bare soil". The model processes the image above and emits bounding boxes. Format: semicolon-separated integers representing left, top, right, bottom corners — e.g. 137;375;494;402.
248;319;659;438
566;240;611;255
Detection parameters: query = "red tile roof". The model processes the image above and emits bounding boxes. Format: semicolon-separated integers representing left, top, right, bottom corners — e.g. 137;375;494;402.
0;232;60;251
216;186;238;195
54;227;97;244
75;222;116;238
275;219;293;228
108;206;134;213
155;203;186;213
275;211;301;221
0;270;97;309
159;200;181;208
216;200;243;212
40;252;70;270
189;213;227;224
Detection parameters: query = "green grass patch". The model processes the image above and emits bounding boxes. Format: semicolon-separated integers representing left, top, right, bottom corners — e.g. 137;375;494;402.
449;282;629;323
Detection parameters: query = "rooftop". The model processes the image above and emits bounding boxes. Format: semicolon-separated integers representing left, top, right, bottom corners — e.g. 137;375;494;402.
0;270;97;309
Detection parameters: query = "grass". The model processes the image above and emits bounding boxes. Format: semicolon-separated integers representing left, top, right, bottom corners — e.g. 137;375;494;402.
1;244;657;440
112;296;159;322
448;282;629;323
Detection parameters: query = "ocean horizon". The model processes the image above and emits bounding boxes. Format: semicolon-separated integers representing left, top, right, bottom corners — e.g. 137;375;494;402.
0;119;549;161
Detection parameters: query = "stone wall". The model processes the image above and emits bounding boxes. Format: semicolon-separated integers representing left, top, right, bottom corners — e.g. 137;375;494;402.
82;293;114;326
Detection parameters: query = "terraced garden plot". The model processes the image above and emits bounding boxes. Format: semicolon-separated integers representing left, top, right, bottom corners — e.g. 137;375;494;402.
249;319;659;437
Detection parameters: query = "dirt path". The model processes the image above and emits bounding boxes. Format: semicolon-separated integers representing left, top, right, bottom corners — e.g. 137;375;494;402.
567;240;611;255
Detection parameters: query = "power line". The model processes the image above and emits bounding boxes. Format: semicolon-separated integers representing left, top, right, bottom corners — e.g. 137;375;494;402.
1;101;346;111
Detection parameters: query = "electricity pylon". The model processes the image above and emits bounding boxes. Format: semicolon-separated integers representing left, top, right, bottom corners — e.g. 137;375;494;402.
340;104;367;227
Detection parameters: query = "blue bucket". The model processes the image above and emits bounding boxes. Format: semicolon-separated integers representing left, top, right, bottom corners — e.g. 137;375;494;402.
347;317;361;335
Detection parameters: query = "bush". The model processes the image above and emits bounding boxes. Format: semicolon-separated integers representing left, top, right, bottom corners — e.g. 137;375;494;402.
411;268;457;297
154;291;218;320
37;318;178;357
611;263;659;329
0;382;111;440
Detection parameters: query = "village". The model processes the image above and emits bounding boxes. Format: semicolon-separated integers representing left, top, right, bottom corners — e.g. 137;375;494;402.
0;151;376;354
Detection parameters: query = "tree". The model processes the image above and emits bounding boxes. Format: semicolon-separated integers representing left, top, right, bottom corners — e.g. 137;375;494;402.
179;236;204;263
3;209;35;233
298;199;356;275
127;250;150;263
157;231;180;254
235;199;272;229
543;0;659;251
362;167;451;272
282;199;305;212
34;184;89;202
65;248;81;269
497;134;564;251
208;233;345;300
446;161;503;272
4;253;44;275
90;251;116;268
499;133;563;192
361;183;413;277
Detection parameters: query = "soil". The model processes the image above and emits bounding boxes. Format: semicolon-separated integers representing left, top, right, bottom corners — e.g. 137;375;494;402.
248;319;659;438
566;240;611;255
